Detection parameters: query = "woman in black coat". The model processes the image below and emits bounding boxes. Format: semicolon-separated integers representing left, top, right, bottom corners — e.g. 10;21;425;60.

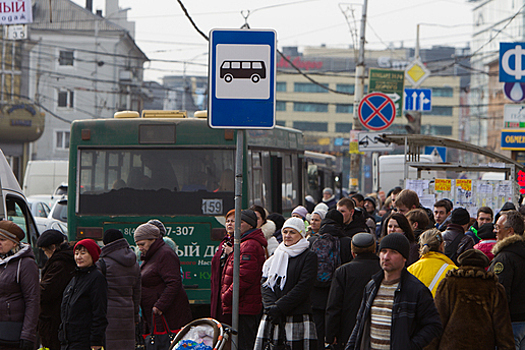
37;230;76;350
59;239;108;350
254;217;318;350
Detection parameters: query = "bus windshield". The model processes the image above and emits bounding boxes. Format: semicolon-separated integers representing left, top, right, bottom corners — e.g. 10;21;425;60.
78;148;235;216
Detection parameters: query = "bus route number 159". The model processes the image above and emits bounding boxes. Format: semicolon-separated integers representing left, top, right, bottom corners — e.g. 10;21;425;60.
202;199;223;215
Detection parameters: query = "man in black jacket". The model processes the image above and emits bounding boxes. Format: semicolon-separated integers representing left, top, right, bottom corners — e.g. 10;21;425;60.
346;233;442;350
337;198;369;237
325;233;381;350
489;209;525;348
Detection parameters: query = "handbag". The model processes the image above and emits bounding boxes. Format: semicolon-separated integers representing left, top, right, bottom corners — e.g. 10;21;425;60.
0;321;23;346
144;313;178;350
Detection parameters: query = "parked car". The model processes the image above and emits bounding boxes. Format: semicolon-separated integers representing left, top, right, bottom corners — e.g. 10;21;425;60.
27;198;51;218
34;216;68;235
49;197;67;223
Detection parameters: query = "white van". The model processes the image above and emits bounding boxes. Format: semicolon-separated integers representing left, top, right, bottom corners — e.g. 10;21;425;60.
0;149;43;266
23;160;68;196
378;154;444;192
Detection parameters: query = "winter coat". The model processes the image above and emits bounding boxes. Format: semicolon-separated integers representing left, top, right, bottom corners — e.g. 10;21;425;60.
210;234;232;321
429;266;515;350
221;228;267;315
59;265;108;350
38;243;76;350
322;196;337;210
325;253;381;346
442;223;475;265
489;234;525;322
474;239;497;262
261;220;278;256
407;251;457;297
342;208;370;238
465;221;481;244
309;218;353;311
98;238;141;350
0;244;39;344
407;241;420;266
261;249;318;317
346;268;442;350
141;238;192;332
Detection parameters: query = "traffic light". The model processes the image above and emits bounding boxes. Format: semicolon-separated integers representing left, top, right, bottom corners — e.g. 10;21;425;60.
404;111;421;134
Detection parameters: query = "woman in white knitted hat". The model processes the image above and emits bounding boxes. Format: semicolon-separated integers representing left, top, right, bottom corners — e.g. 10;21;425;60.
254;217;318;350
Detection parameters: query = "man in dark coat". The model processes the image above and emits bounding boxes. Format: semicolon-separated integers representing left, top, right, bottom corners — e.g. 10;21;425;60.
325;233;381;350
442;208;475;265
489;209;525;348
98;229;141;350
346;233;442;350
37;230;76;350
337;198;369;237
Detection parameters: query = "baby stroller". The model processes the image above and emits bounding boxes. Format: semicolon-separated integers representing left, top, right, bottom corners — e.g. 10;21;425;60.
169;318;234;350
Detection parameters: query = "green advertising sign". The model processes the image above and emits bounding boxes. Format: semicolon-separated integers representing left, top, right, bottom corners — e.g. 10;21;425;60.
369;68;405;117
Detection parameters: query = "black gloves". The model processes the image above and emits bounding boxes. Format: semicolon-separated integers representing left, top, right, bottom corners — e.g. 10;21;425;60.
267;305;282;324
20;339;34;350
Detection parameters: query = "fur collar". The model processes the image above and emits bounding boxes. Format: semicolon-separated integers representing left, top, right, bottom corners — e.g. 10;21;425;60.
261;220;276;240
491;234;525;256
446;266;497;281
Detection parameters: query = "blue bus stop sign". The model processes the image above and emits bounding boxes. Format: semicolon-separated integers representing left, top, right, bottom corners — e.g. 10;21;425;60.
209;29;276;129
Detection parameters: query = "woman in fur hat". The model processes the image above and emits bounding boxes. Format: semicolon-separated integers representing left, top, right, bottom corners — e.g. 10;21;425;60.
254;217;318;350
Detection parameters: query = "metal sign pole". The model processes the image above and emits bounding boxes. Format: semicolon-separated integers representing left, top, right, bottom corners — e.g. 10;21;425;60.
232;129;244;347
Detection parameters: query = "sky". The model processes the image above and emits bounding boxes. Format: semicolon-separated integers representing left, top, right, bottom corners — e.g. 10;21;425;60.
72;0;475;82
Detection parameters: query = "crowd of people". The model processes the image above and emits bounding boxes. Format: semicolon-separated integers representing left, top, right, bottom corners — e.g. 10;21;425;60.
1;185;525;350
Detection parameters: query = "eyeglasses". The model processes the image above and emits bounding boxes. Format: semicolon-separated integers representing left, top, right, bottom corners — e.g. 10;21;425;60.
494;225;510;231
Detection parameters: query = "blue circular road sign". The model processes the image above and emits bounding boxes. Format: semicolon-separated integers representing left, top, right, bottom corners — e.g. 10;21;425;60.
358;92;395;131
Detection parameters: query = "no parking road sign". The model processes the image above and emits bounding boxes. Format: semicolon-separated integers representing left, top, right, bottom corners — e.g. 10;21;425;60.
358;92;396;131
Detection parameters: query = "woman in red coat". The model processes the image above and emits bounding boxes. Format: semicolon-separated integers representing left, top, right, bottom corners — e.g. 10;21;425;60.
134;223;192;339
221;210;267;350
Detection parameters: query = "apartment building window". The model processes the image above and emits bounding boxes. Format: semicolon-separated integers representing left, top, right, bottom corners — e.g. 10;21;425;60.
276;120;286;126
59;50;74;66
276;82;287;92
294;82;328;93
276;101;286;111
336;104;353;114
423;106;453;116
335;123;352;133
0;37;22;101
336;84;355;94
56;131;70;150
293;121;328;132
431;87;453;97
293;102;328;112
58;90;74;108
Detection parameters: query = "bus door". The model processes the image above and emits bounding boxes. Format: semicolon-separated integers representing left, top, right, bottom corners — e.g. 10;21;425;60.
270;155;282;214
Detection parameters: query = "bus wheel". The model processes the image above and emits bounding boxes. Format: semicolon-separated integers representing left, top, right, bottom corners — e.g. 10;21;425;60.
224;74;233;83
251;74;260;83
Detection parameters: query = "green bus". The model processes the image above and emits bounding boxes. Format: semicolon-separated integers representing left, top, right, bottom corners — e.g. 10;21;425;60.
67;111;306;310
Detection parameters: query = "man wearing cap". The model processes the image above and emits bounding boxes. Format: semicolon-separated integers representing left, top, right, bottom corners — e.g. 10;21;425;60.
37;229;76;350
0;220;40;350
221;209;268;350
59;239;108;350
442;207;475;265
346;233;442;350
325;233;381;350
489;209;525;349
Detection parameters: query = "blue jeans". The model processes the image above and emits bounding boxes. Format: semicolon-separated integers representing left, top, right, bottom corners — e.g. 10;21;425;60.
512;322;525;350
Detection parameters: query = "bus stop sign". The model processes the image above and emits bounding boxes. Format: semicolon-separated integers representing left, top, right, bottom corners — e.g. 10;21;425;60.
209;29;276;129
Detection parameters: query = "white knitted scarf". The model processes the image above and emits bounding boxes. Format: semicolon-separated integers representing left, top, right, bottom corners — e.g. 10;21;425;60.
262;238;309;291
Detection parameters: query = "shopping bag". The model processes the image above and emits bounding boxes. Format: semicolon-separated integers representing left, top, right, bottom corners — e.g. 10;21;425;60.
144;313;178;350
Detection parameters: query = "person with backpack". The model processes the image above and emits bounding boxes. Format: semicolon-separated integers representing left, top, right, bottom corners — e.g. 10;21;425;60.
254;217;318;350
309;209;352;350
442;208;475;265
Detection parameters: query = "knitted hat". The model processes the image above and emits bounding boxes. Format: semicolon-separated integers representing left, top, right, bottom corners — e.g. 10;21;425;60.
323;187;333;195
241;210;257;228
458;248;489;268
103;229;124;245
267;213;285;231
0;220;24;243
451;208;471;226
134;223;161;242
314;202;329;213
364;197;376;208
282;217;306;237
312;207;327;220
37;229;65;248
147;219;166;237
379;232;410;260
74;239;101;263
325;209;344;228
352;233;375;248
292;205;308;219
